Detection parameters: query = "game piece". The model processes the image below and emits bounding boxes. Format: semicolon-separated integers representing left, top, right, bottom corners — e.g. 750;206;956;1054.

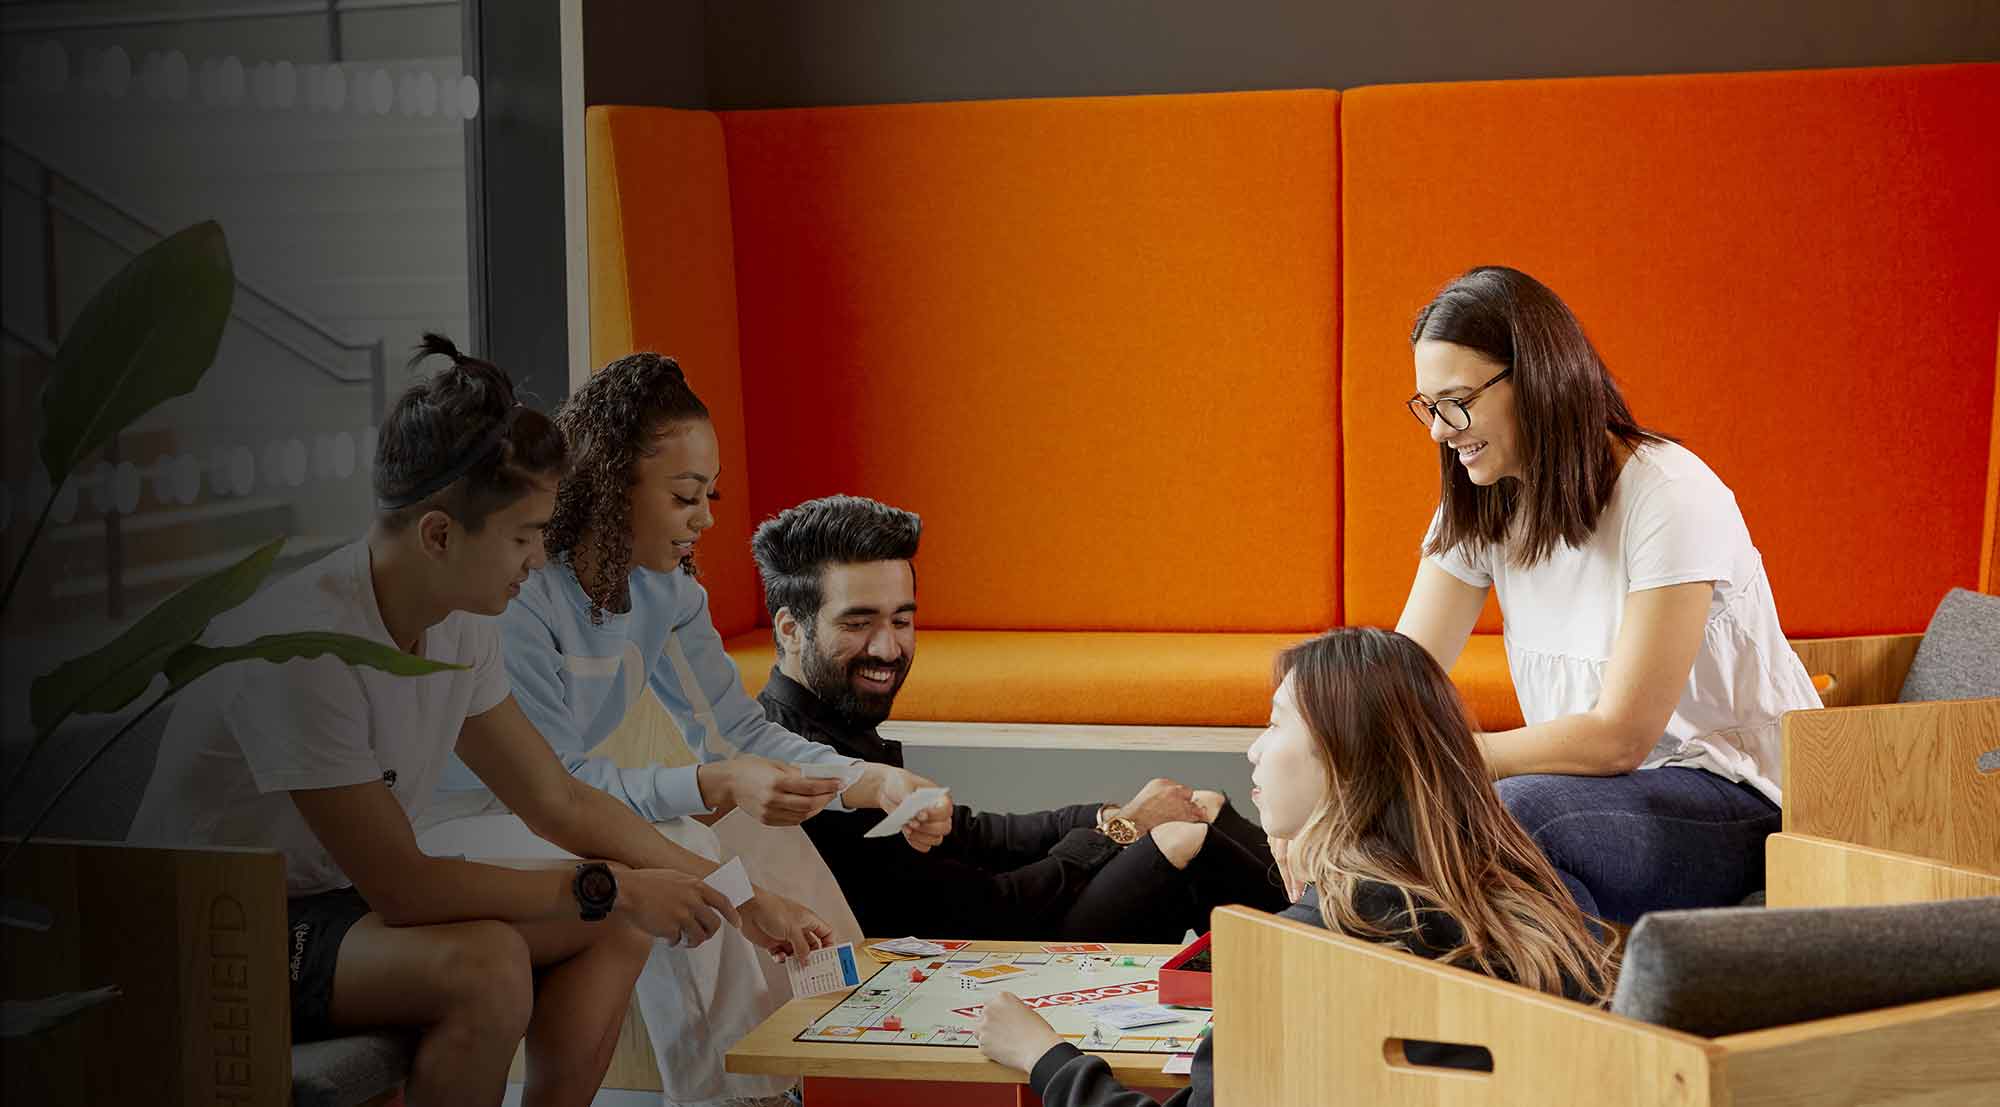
882;1015;903;1032
1078;957;1098;974
909;969;928;983
959;977;979;990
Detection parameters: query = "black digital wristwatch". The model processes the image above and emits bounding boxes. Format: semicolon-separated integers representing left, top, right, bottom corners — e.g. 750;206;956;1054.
573;861;618;922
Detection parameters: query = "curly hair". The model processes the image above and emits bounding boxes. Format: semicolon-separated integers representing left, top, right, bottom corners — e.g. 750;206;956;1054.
543;352;710;623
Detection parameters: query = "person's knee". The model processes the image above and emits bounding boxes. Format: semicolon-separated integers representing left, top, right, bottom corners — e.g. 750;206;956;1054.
1149;822;1209;870
436;922;534;1034
1493;774;1580;838
656;816;723;862
605;918;656;971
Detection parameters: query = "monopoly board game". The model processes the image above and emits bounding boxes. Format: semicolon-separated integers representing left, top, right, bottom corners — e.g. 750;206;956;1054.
796;950;1212;1053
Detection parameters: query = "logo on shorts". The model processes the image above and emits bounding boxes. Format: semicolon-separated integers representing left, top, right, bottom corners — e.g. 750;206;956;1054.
290;922;310;982
381;769;397;789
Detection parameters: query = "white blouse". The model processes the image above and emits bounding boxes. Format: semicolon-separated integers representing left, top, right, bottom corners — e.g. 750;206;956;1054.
1428;442;1821;804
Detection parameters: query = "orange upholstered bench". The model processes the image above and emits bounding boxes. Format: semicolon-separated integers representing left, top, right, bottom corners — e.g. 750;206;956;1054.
587;64;2000;739
590;92;1345;736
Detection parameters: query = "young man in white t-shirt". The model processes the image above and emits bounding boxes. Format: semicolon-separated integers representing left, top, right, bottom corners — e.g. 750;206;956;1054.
129;336;831;1107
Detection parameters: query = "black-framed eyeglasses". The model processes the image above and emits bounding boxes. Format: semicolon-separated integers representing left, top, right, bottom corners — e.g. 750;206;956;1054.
1406;368;1512;432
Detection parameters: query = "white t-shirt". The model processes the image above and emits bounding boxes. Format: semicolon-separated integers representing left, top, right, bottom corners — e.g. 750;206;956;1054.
1427;441;1820;804
127;540;511;896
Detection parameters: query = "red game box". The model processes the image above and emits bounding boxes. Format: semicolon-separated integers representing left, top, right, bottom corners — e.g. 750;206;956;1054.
1158;931;1212;1008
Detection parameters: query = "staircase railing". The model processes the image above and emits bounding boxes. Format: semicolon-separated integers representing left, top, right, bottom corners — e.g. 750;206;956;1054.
0;0;456;64
1;138;388;619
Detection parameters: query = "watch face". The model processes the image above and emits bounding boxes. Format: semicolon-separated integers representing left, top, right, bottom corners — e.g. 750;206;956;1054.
579;865;615;903
1107;817;1140;845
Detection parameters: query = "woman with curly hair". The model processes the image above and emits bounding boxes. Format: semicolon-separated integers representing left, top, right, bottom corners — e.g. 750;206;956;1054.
418;352;950;1107
976;628;1617;1107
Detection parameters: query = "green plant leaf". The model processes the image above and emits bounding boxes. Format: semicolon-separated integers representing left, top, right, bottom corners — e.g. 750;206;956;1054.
39;221;234;486
28;537;283;732
163;632;465;689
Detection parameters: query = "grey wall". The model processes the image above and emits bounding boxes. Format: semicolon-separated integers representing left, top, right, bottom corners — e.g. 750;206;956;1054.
907;747;1255;821
585;0;706;108
583;0;1999;109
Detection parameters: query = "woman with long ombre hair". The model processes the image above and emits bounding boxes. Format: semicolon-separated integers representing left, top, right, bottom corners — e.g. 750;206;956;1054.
976;627;1617;1107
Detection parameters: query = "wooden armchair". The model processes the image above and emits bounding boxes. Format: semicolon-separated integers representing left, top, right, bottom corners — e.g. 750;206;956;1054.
1209;902;2000;1106
1780;596;2000;908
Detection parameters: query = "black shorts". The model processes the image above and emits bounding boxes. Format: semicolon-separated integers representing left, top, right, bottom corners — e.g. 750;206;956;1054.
287;886;372;1041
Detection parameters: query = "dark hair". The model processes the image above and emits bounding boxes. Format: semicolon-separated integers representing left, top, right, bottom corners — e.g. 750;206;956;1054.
544;352;711;623
750;495;922;658
1278;627;1617;1003
1413;266;1671;567
374;333;567;533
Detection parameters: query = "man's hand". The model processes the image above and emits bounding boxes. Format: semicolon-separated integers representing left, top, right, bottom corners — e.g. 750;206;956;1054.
698;755;842;827
975;991;1065;1073
1107;778;1206;836
1269;834;1306;903
615;867;742;947
1190;789;1225;823
740;887;834;962
876;766;953;852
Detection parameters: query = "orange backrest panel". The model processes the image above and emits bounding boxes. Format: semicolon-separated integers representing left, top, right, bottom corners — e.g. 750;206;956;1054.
718;92;1342;632
1341;64;2000;635
587;106;763;636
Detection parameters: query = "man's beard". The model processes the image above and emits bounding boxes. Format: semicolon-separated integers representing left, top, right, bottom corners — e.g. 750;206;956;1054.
800;638;909;728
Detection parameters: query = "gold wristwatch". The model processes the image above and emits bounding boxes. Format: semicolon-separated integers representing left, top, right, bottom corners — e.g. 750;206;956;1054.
1096;805;1141;845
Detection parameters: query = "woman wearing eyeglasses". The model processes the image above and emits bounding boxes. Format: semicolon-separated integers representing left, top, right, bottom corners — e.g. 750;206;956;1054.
1392;265;1820;924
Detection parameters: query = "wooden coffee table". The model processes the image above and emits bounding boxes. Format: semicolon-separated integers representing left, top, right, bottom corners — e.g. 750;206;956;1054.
726;939;1196;1106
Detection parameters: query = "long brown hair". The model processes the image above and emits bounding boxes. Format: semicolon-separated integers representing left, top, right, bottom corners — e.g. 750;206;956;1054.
1280;627;1618;1003
544;352;710;623
1414;266;1670;568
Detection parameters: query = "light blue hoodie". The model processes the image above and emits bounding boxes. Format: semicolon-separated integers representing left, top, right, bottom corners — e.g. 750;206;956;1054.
438;561;861;820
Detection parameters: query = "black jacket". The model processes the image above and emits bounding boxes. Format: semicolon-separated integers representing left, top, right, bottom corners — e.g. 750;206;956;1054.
759;669;1126;938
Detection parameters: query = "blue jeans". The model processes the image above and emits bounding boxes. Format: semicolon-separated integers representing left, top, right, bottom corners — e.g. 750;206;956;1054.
1496;766;1781;925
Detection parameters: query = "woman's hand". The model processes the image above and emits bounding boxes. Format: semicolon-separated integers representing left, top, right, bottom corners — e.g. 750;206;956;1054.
698;756;841;826
1269;834;1306;902
738;888;832;962
975;992;1065;1074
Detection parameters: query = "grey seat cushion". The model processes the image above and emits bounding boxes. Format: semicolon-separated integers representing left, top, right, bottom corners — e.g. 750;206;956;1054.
291;1033;413;1107
1899;588;2000;703
1610;897;2000;1037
